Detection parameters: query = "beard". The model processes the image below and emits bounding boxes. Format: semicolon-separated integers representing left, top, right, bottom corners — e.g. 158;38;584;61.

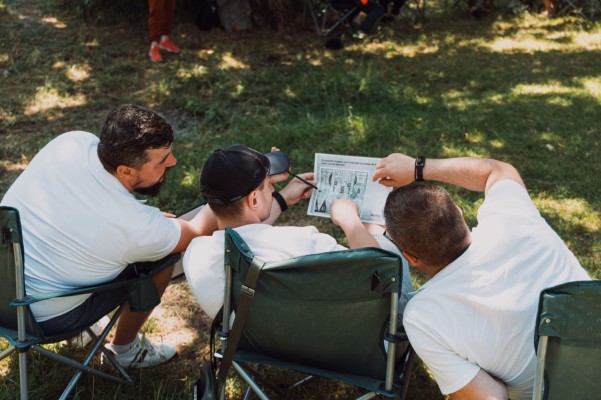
134;172;168;197
134;181;163;197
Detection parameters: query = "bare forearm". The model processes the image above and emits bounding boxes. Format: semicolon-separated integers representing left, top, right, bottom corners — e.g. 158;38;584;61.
423;158;524;195
173;206;218;253
374;154;525;195
340;220;380;249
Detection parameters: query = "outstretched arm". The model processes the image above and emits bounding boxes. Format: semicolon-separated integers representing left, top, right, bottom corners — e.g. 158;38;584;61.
330;199;379;249
172;205;219;253
372;153;524;195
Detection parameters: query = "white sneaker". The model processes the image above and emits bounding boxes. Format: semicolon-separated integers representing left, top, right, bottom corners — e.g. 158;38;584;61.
61;316;111;348
103;335;176;368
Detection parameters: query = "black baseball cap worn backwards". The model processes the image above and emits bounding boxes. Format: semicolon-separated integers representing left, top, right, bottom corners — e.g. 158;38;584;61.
200;144;290;205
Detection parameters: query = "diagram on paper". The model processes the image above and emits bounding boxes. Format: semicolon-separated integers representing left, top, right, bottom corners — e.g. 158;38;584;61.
307;153;391;224
311;168;368;215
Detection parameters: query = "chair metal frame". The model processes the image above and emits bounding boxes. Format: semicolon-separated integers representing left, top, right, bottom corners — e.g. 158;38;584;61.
215;227;415;400
0;206;180;400
306;0;359;37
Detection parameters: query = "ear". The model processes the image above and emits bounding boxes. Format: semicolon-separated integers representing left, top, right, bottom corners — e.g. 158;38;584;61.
401;251;419;267
246;190;259;210
115;165;135;181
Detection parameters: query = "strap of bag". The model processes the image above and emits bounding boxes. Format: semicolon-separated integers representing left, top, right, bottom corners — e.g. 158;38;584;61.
216;256;264;387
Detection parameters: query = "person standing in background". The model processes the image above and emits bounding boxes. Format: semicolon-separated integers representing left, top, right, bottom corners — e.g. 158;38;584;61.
148;0;180;62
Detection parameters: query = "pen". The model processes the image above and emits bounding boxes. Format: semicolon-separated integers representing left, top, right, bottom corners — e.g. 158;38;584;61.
290;172;319;191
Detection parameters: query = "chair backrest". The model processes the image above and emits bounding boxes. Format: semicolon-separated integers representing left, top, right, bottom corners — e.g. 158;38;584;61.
533;280;601;400
223;227;403;381
0;206;44;342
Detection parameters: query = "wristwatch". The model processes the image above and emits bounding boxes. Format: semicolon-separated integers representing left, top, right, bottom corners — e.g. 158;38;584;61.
272;191;288;212
415;156;426;181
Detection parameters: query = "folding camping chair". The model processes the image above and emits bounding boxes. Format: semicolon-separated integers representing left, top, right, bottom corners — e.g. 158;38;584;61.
214;227;415;399
306;0;390;37
0;206;180;400
306;0;361;37
532;280;601;400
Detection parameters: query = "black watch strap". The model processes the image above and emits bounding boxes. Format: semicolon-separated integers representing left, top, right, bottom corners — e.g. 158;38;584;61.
415;156;426;181
272;192;288;212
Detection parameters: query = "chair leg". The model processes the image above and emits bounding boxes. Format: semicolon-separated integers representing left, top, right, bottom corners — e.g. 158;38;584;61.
59;306;131;399
0;345;16;360
32;345;123;383
0;345;23;398
355;392;378;400
242;387;253;400
288;374;314;389
233;361;270;400
18;348;28;400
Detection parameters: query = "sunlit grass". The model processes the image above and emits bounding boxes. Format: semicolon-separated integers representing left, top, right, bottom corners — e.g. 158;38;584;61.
219;53;248;70
41;16;66;28
1;0;600;398
535;196;601;233
512;77;601;100
24;82;87;116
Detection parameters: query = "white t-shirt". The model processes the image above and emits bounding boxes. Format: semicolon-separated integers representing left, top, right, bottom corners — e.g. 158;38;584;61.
1;131;181;321
402;180;590;400
183;223;412;320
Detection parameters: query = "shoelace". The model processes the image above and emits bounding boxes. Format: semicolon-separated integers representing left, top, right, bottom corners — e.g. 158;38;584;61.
131;335;160;363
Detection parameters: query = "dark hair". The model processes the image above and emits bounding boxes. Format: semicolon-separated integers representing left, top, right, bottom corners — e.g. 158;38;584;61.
97;104;174;173
206;180;266;219
384;184;470;268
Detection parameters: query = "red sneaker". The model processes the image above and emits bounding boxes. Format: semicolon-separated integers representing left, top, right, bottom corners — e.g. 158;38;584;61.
159;37;180;54
149;45;163;62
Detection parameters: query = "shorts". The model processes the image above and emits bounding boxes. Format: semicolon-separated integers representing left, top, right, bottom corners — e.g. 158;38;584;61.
38;265;136;336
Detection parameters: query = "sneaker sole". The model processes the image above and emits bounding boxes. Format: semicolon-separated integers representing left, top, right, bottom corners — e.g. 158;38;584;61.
158;46;180;54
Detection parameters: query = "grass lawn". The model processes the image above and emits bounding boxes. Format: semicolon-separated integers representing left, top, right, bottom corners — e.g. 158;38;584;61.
0;0;600;398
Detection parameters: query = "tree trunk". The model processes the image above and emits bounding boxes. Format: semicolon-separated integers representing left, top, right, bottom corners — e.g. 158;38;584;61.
217;0;252;31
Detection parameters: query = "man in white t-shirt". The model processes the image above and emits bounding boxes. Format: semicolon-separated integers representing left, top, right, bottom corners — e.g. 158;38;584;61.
183;144;412;321
1;104;217;368
372;153;590;400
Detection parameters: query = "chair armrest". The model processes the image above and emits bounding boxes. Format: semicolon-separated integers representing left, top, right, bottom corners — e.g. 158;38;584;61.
11;253;181;307
384;331;408;343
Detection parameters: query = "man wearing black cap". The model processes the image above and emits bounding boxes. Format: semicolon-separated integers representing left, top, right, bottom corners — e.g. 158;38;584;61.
183;144;412;320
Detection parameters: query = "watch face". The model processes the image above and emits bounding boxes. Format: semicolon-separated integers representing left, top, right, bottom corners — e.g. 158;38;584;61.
416;156;425;167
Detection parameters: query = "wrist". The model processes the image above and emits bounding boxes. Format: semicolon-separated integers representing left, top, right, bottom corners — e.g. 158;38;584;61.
415;156;426;181
337;213;362;232
272;191;288;212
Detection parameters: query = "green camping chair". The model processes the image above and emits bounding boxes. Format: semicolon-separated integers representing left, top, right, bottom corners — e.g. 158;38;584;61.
0;206;180;400
532;280;601;400
215;227;415;399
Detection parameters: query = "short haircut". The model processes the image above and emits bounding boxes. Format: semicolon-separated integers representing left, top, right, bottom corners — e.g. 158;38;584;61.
97;104;174;173
206;180;266;219
384;184;470;268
